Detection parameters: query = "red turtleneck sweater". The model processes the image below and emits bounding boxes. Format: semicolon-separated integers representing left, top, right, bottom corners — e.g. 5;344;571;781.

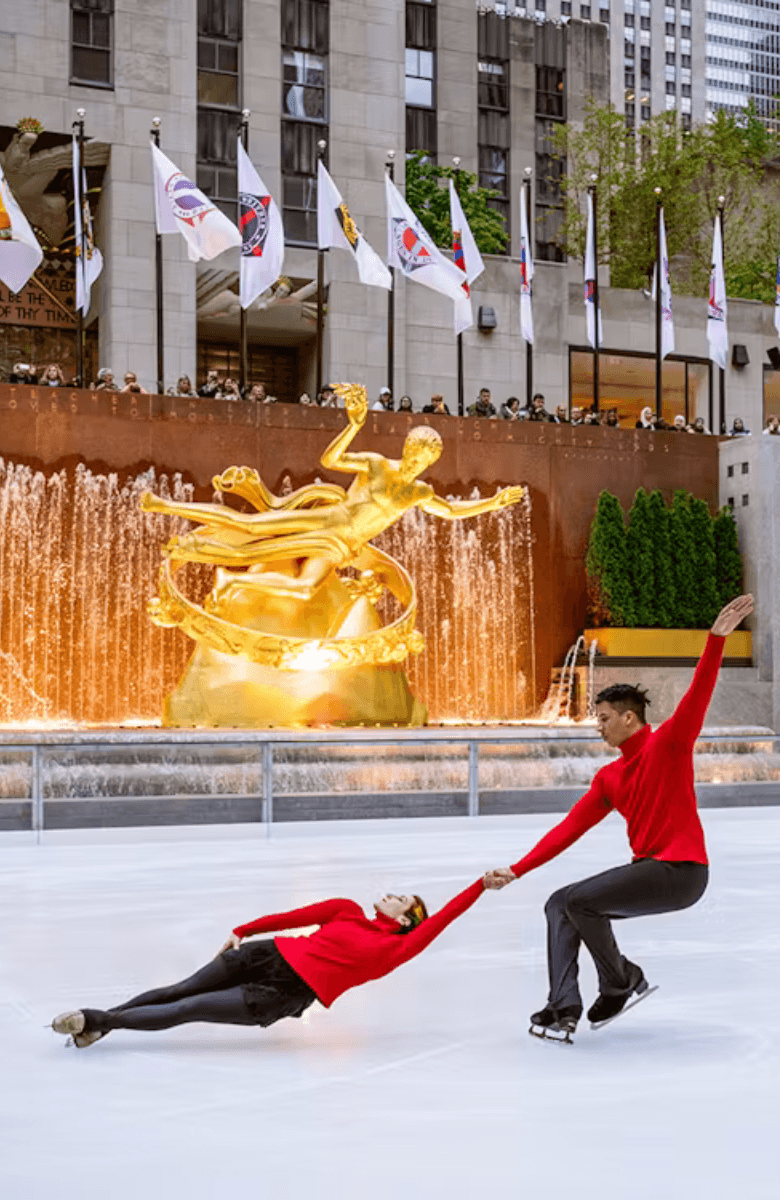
510;633;726;878
233;880;484;1008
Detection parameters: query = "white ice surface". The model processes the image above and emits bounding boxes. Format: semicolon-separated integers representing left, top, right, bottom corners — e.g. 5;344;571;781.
2;809;778;1200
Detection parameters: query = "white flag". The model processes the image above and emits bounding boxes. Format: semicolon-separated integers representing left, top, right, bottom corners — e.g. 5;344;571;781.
0;161;43;293
651;206;675;359
448;178;482;335
151;142;241;263
385;173;465;308
774;249;780;338
519;186;534;345
237;140;285;309
317;161;391;289
584;191;603;349
72;134;103;316
707;212;728;370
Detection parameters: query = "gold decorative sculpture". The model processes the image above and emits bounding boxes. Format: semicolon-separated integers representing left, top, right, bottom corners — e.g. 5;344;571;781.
141;384;524;727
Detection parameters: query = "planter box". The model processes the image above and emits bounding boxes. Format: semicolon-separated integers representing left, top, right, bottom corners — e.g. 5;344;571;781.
583;628;752;660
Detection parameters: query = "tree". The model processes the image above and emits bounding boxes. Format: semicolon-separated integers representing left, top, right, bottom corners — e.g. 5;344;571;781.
688;497;721;628
625;488;658;626
647;489;677;629
404;152;509;256
713;506;743;608
669;490;698;627
586;491;636;627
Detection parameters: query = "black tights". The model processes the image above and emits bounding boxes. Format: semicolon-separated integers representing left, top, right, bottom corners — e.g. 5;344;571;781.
85;956;256;1033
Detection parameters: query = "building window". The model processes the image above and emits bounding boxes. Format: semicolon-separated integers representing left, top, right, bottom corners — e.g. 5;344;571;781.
625;71;635;88
535;25;566;264
281;0;329;244
665;21;676;35
666;51;676;65
536;66;565;118
70;0;113;88
197;0;243;222
561;0;572;12
406;1;437;158
580;5;591;17
666;81;676;94
640;15;651;29
599;8;610;22
570;348;711;425
625;12;635;25
478;12;509;241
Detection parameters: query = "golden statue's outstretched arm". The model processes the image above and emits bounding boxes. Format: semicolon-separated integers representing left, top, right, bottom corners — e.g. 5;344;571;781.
319;384;379;476
421;485;525;521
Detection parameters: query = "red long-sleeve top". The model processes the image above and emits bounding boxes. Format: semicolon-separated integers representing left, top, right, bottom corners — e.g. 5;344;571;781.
233;880;484;1008
510;633;726;879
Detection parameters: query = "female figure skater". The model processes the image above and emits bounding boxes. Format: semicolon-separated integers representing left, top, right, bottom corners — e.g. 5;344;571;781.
52;875;491;1047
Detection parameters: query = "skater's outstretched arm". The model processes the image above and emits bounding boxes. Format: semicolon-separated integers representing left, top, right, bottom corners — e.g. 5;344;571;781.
226;897;362;950
376;879;487;973
485;778;612;886
665;593;753;747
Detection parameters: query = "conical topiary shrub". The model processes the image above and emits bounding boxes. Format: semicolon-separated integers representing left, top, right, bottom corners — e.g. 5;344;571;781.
669;489;698;628
586;491;636;627
647;488;677;628
688;496;721;628
713;505;743;609
626;487;658;626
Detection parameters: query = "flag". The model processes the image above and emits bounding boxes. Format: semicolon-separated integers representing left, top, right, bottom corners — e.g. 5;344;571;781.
317;161;391;289
237;140;284;309
707;212;728;370
651;206;674;359
774;248;780;338
72;133;103;316
519;185;534;345
151;142;241;262
0;161;43;293
448;178;483;335
385;172;466;309
584;190;603;349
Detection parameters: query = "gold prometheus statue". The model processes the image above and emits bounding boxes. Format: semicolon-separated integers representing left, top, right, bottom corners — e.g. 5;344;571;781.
140;384;525;727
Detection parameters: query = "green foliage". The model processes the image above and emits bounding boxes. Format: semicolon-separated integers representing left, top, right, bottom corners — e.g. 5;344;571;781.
713;506;743;608
404;152;509;256
669;491;698;628
688;497;722;628
548;101;780;299
625;489;658;626
585;491;636;627
647;489;677;628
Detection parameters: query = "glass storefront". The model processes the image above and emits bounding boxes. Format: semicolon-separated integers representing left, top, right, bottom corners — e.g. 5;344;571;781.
763;366;780;424
570;348;712;429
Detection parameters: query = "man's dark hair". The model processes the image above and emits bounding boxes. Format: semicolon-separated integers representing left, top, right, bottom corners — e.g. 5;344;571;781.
532;392;545;404
594;683;651;724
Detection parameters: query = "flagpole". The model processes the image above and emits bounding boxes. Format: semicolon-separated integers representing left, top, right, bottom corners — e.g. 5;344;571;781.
316;139;327;399
151;117;164;396
523;167;533;409
718;193;726;434
452;158;465;416
589;177;600;413
239;109;250;397
654;188;662;422
73;108;85;386
386;150;396;401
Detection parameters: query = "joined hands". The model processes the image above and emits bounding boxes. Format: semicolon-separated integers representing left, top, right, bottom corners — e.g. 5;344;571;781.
482;867;516;890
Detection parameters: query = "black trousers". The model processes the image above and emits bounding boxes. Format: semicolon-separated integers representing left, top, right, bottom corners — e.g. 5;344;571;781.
544;859;709;1011
84;941;316;1034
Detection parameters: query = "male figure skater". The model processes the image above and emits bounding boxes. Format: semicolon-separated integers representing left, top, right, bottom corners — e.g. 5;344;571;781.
487;593;754;1041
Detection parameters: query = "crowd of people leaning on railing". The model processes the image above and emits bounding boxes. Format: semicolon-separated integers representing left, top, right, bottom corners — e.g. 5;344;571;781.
5;363;780;436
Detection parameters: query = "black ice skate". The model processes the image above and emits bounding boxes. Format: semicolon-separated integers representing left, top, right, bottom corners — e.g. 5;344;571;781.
588;970;658;1030
529;1004;582;1044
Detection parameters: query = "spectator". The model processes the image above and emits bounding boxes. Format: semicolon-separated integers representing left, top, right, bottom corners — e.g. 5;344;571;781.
9;361;38;384
246;383;268;403
297;392;314;406
669;414;687;432
198;370;221;398
501;396;522;420
167;375;196;397
372;387;394;412
41;363;65;387
690;416;709;434
526;393;552;422
262;393;278;405
583;410;601;426
219;377;242;401
467;387;497;418
603;409;620;428
636;406;655;430
121;371;147;394
422;393;451;415
398;395;414;412
552;404;570;424
764;414;780;435
729;417;750;437
570;406;585;426
318;386;338;407
93;368;118;392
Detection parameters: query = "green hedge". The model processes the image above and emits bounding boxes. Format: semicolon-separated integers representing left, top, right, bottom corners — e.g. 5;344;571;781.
586;489;742;628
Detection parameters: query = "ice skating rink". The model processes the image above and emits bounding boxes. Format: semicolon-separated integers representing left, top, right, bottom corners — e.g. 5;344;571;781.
2;808;778;1200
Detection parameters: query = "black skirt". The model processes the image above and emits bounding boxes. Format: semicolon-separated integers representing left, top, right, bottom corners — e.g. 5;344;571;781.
221;939;317;1027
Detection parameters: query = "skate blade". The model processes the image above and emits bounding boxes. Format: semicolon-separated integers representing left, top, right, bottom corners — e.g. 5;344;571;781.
590;984;658;1031
529;1023;575;1044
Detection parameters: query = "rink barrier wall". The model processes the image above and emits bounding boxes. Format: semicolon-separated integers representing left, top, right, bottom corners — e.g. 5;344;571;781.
1;733;778;837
